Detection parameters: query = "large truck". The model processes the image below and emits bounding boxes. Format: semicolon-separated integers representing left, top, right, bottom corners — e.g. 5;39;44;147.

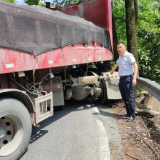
0;0;121;159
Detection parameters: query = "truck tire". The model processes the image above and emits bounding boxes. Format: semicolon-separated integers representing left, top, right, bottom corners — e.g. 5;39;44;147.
98;78;108;105
0;98;32;160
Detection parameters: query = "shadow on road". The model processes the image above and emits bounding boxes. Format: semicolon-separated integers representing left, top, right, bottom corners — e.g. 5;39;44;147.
31;98;96;143
30;130;48;144
92;100;125;119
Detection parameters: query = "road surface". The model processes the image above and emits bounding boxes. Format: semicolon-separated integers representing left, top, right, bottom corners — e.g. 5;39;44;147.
20;99;125;160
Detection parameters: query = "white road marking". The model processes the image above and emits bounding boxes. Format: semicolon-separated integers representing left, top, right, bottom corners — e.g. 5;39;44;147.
92;107;111;160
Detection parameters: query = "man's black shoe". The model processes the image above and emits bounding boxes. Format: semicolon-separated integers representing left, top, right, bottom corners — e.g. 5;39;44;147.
127;116;135;122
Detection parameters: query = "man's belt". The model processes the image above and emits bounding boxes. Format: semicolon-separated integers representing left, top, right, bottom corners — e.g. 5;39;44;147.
120;75;132;78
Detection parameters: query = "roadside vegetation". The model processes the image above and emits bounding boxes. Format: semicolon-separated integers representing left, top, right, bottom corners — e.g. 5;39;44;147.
109;99;160;160
113;0;160;84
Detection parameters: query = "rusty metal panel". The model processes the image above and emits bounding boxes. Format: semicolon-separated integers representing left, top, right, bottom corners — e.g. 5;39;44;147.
43;76;64;107
78;76;99;84
52;77;64;107
0;74;9;88
106;81;122;99
102;72;122;100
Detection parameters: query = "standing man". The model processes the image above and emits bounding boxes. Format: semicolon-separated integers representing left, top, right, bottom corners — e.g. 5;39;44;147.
110;42;138;122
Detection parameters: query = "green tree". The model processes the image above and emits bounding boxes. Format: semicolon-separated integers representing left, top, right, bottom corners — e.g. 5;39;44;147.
2;0;16;3
52;0;90;7
38;1;45;6
112;0;160;83
24;0;39;5
112;0;126;43
138;0;160;83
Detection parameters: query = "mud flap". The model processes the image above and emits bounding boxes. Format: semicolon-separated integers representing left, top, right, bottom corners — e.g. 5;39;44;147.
101;72;122;100
32;92;53;123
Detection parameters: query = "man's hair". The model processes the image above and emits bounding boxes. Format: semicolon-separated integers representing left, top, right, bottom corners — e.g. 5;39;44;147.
117;42;126;46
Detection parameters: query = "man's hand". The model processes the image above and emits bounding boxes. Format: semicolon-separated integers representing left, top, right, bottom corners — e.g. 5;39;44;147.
110;63;119;75
132;79;136;86
132;62;138;86
110;70;113;74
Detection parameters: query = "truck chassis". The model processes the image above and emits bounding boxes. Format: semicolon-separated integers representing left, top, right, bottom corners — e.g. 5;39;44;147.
0;0;121;159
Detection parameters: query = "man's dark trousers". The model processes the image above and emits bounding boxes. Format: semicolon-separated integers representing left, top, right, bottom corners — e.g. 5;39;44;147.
119;75;135;118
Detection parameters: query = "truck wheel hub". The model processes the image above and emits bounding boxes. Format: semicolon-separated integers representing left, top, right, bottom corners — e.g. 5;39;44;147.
0;127;5;139
0;115;23;156
0;117;14;151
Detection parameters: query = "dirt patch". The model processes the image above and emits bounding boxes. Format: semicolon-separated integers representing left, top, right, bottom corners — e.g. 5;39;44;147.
109;142;125;160
109;100;160;160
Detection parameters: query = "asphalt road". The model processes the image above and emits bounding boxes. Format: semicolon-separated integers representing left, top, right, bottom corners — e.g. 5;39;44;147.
20;99;125;160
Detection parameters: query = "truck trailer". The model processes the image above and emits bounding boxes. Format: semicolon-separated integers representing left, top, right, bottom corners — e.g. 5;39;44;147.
0;0;121;159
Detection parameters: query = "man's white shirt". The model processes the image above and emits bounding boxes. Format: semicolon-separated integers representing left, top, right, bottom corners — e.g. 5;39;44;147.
116;51;136;77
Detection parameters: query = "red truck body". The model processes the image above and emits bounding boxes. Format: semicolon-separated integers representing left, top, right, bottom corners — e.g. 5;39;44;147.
0;0;113;76
53;0;113;47
0;43;112;74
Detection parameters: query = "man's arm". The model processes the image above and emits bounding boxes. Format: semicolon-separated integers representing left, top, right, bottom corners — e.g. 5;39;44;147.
132;62;138;86
110;63;119;74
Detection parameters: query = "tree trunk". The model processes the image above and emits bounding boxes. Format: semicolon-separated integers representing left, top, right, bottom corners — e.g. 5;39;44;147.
112;15;119;63
134;0;138;32
125;0;138;63
56;0;59;7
